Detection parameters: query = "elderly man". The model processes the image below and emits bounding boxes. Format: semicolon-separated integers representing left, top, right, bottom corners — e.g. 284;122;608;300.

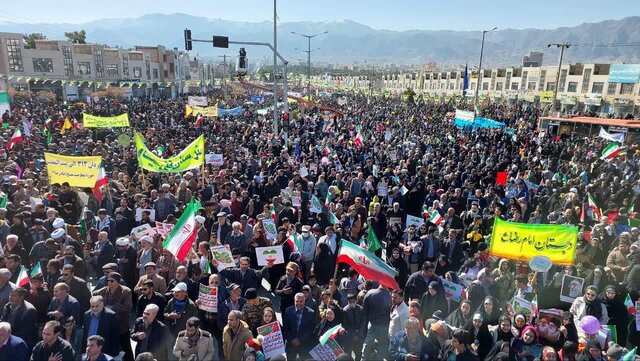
211;212;231;244
0;287;38;349
389;316;435;360
226;221;246;252
172;317;215;361
134;262;167;295
47;282;82;326
89;231;115;275
3;235;29;269
0;268;15;310
82;296;121;357
31;320;76;361
282;293;316;360
166;265;197;301
131;304;170;359
164;282;198;338
0;321;28;360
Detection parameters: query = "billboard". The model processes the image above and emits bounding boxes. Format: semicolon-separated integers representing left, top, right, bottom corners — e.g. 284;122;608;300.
608;64;640;84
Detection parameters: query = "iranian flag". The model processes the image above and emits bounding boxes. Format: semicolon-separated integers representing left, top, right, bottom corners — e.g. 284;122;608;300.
287;232;301;251
337;241;399;290
587;193;601;221
600;142;625;160
353;125;363;149
319;323;343;345
195;114;203;127
329;211;339;225
43;117;53;128
422;206;443;225
16;265;29;287
30;262;42;277
624;294;636;314
7;129;23;150
162;200;201;262
93;167;108;202
623;348;637;361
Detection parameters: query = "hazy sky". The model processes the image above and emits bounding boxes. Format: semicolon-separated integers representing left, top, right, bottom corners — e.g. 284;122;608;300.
3;0;639;31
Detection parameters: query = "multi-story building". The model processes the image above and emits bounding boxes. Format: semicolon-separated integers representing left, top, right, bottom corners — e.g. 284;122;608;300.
312;62;640;116
0;32;209;99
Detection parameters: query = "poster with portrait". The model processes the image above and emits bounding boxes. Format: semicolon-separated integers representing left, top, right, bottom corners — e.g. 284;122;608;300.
135;208;156;222
560;275;584;303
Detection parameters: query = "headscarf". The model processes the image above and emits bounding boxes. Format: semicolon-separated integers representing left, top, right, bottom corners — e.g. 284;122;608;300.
485;340;510;361
583;286;603;321
521;326;539;345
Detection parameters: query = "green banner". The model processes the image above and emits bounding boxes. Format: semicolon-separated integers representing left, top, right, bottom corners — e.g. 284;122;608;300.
135;132;205;173
83;113;130;127
489;218;578;265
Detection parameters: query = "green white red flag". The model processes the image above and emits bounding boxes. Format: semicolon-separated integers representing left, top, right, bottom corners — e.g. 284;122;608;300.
625;293;636;314
353;125;363;148
337;241;399;290
319;323;343;345
587;193;601;221
600;142;625;160
17;265;29;287
423;206;443;225
287;232;301;251
30;262;42;277
162;200;201;262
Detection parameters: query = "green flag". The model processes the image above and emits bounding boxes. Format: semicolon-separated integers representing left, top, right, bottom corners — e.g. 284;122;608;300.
623;347;637;361
366;226;381;253
0;195;6;208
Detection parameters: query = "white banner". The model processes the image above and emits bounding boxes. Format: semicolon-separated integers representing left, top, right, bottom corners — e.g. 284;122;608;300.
598;127;625;143
188;96;208;107
205;153;224;166
256;245;285;265
454;109;475;123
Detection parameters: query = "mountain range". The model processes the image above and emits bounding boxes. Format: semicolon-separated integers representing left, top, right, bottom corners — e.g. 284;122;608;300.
1;14;639;67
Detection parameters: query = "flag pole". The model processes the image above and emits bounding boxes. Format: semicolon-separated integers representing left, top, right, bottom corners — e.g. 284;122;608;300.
332;240;342;280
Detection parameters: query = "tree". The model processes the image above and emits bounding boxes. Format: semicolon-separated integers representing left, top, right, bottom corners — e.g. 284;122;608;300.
64;30;86;44
23;33;46;49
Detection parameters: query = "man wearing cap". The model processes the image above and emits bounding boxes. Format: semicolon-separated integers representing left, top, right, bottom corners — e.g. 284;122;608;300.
94;272;134;351
93;263;119;290
278;201;295;228
342;292;365;361
276;262;304;313
154;187;176;223
164;282;198;338
217;283;246;333
239;214;253;248
134;262;167;295
211;212;231;244
96;209;115;242
241;288;272;335
115;237;137;288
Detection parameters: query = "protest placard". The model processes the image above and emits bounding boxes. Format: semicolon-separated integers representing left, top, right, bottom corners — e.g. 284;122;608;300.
135;208;156;222
405;214;424;229
560;275;584;303
442;278;464;302
211;245;235;271
257;322;286;359
262;219;278;240
82;113;130;127
256;245;285;266
513;297;533;315
309;338;344;361
197;284;217;313
310;195;323;213
205;153;224;166
130;224;157;238
155;221;174;238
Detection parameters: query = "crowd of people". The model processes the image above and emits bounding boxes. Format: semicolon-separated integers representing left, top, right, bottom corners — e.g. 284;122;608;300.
0;81;638;361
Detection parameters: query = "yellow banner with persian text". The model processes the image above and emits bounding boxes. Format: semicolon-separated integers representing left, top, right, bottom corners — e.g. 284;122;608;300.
82;113;130;127
44;153;102;187
489;218;578;265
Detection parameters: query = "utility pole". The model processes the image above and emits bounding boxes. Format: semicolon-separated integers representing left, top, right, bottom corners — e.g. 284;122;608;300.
473;27;497;108
273;0;278;134
548;42;571;114
218;55;229;99
291;31;328;100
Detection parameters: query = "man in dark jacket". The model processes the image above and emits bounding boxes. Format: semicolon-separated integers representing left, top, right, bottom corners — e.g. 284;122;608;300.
283;293;316;361
136;280;166;322
131;304;170;359
31;320;76;361
404;261;442;302
82;296;121;357
0;288;38;350
59;264;91;317
275;262;304;313
0;322;29;361
47;283;82;326
342;293;366;361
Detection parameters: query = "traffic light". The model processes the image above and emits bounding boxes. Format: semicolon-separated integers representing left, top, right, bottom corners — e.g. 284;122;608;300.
184;29;192;51
238;48;247;69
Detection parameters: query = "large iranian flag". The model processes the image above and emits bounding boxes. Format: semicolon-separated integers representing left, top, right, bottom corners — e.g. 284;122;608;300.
600;142;625;160
162;200;201;262
337;241;399;290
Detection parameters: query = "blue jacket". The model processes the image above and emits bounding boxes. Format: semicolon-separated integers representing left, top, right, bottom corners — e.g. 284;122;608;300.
388;331;434;361
0;335;28;361
82;308;121;357
282;305;316;348
47;294;82;325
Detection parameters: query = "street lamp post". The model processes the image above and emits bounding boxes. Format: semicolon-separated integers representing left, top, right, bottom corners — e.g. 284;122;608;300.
548;42;571;114
473;27;497;108
291;31;328;99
